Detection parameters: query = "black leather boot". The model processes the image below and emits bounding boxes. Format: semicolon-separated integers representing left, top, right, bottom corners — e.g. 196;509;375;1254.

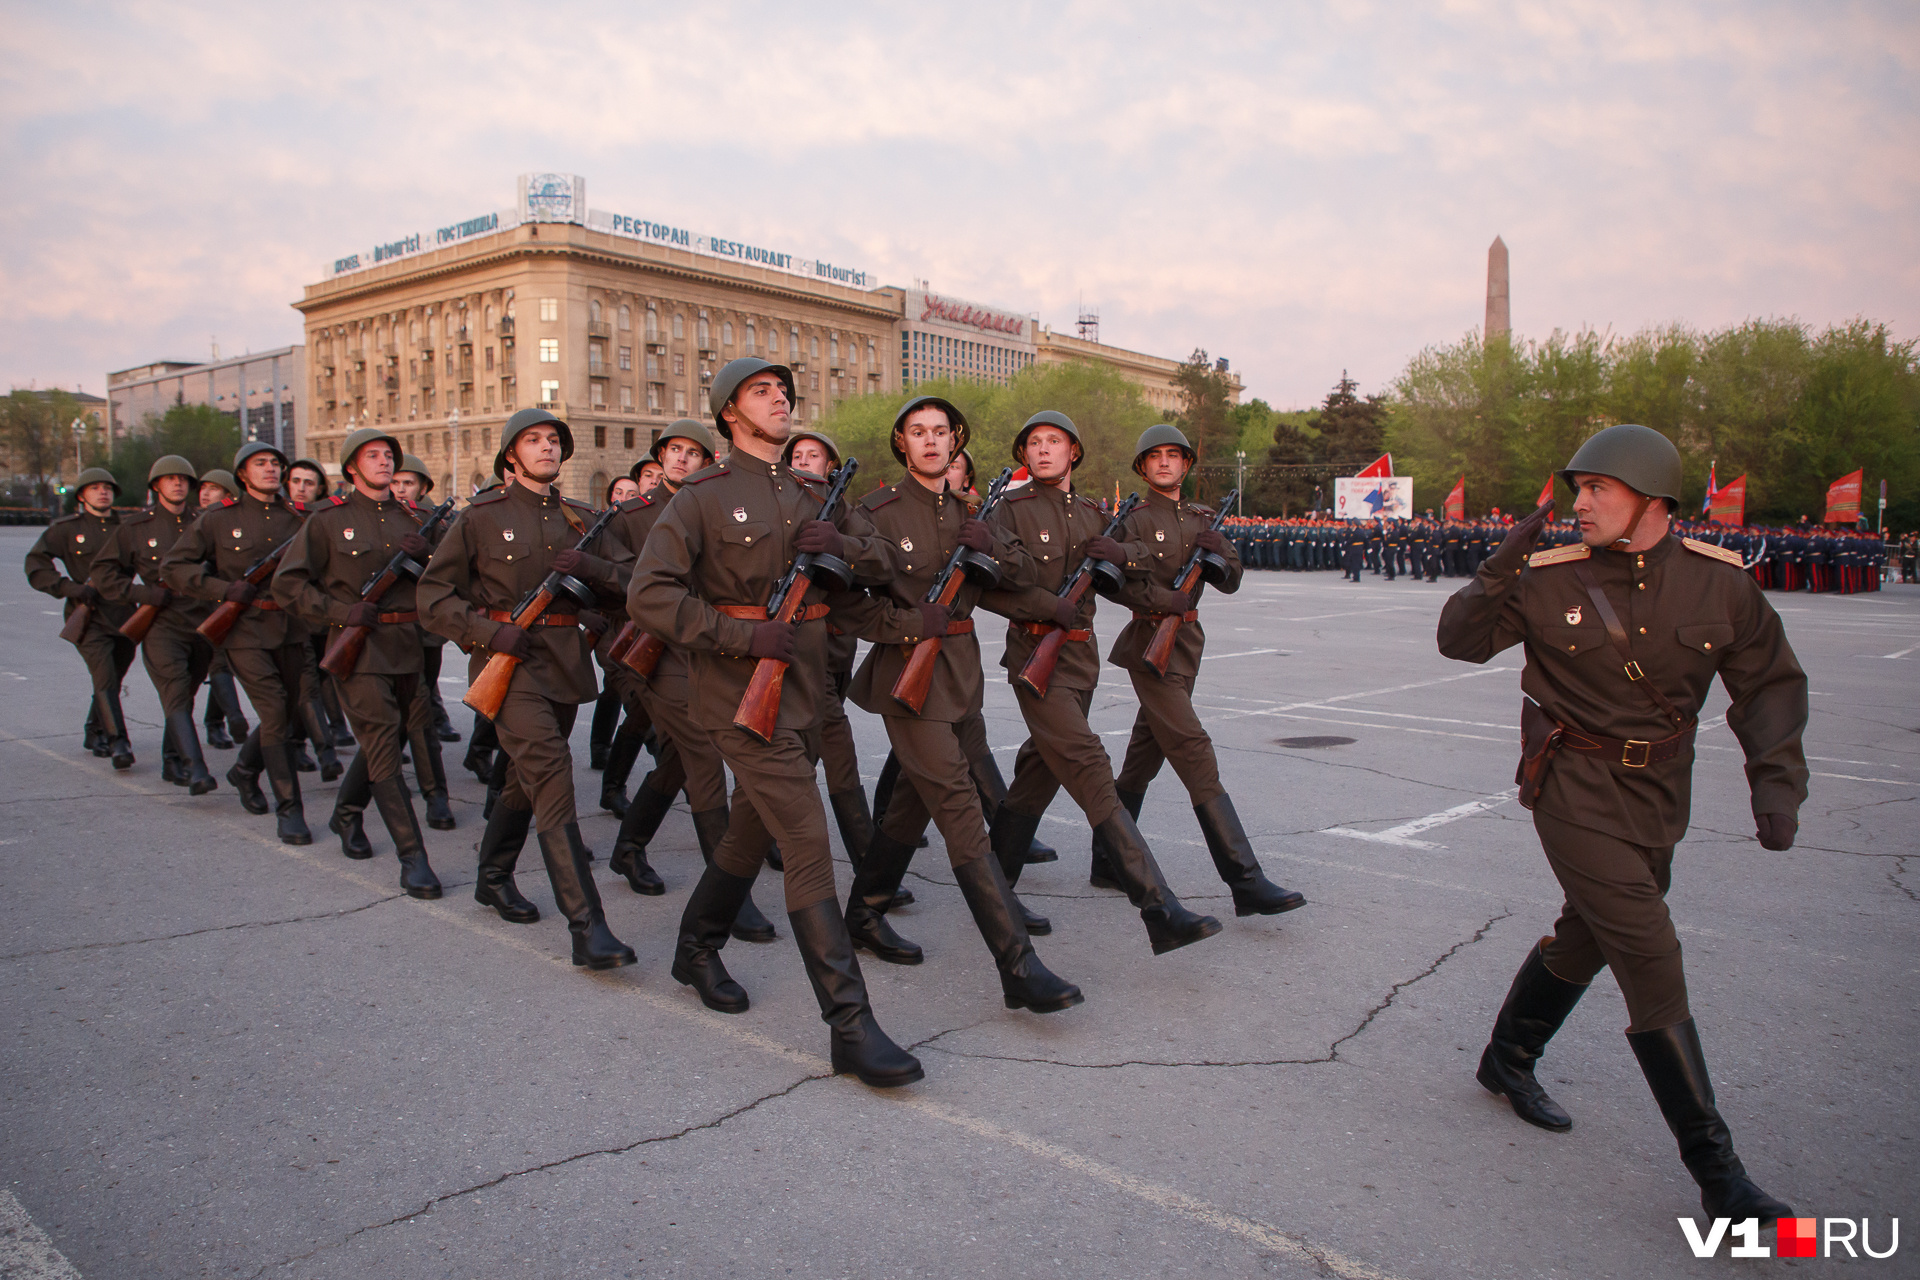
970;750;1053;864
462;736;495;783
844;830;923;965
262;740;312;846
988;804;1051;935
85;706;108;756
304;700;343;782
1476;942;1586;1131
608;782;673;895
1629;1019;1794;1223
953;855;1083;1013
204;713;235;751
764;843;785;872
694;807;775;943
166;710;218;795
1089;788;1143;890
539;823;636;970
474;802;538;923
1194;794;1306;916
788;899;923;1088
599;725;643;818
409;717;456;830
160;721;186;785
671;863;754;1013
870;750;901;852
97;689;135;770
829;787;876;868
588;689;619;770
228;729;268;814
482;750;509;820
1094;809;1221;955
327;752;374;859
423;789;456;831
372;775;442;899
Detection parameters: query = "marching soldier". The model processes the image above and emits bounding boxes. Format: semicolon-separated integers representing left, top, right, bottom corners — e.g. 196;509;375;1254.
195;470;250;751
976;410;1223;954
162;441;314;843
1438;424;1806;1224
26;467;136;767
90;456;217;792
1097;425;1306;919
629;357;924;1087
836;395;1083;1013
418;408;637;970
273;427;443;898
388;454;458;830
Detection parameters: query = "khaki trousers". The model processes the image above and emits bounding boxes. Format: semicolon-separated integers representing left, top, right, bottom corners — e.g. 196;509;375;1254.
1113;669;1225;805
708;726;838;913
1003;683;1121;827
873;716;991;868
638;674;729;813
490;689;580;834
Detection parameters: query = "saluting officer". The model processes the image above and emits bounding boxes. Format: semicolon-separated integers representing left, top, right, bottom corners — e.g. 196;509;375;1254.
629;357;923;1088
1098;425;1306;919
273;427;443;899
26;467;136;767
162;441;314;842
1438;424;1807;1224
418;408;637;971
977;410;1223;954
90;456;217;792
837;395;1083;1013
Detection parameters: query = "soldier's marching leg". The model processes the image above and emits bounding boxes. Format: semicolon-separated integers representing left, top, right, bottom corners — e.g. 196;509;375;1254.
588;686;621;771
229;728;268;814
818;670;876;869
599;711;646;818
473;794;539;923
957;712;1051;865
671;853;757;1013
1103;709;1167;889
1630;1021;1793;1223
81;628;135;769
691;800;775;942
420;641;459;742
463;712;497;782
328;750;375;858
404;683;456;830
609;737;679;895
1477;940;1588;1130
869;748;903;862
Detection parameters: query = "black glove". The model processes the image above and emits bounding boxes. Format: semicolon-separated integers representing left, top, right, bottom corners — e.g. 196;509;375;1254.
1196;530;1228;554
1756;813;1797;851
916;602;951;639
578;609;610;641
747;620;795;662
398;533;430;559
490;623;533;660
956;519;992;552
1486;499;1556;574
135;584;172;608
1084;535;1125;564
222;580;258;605
795;520;846;559
551;548;587;575
344;601;380;629
1050;596;1081;630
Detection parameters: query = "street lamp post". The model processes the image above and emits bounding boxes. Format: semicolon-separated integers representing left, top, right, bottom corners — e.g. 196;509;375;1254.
1235;451;1246;515
447;407;460;503
71;418;85;483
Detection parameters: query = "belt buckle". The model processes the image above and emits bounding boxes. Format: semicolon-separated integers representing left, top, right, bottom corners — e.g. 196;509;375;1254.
1621;739;1651;768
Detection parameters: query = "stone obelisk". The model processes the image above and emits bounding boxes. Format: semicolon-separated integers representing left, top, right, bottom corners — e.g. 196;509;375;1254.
1485;235;1510;340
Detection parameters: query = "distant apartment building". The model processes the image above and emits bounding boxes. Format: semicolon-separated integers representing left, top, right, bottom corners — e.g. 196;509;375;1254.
107;348;306;460
1032;327;1241;416
892;286;1038;388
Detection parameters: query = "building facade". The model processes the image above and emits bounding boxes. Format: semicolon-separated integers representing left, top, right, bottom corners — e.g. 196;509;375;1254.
296;175;900;501
1032;327;1241;416
895;286;1037;389
107;348;306;460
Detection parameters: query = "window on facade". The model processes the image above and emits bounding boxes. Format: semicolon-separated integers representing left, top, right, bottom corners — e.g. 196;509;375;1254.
673;389;687;413
591;384;605;408
646;353;659;377
540;379;559;403
647;385;660;411
829;336;838;362
645;306;658;338
485;305;495;331
409;394;418;416
618;346;631;370
540;297;558;322
593;424;607;447
623;427;635;449
589;342;604;373
745;321;756;351
485;347;494;371
672;313;685;340
789;329;800;357
722;321;733;346
539;338;559;362
620;385;633;409
673;353;685;376
590;299;602;323
619;304;631;330
811;336;821;359
697;317;710;346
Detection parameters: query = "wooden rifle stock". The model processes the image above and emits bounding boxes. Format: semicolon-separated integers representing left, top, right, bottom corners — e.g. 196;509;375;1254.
1015;493;1141;697
889;467;1014;715
196;534;298;647
621;630;666;679
58;601;93;645
1142;490;1237;677
604;619;638;664
321;497;458;678
462;584;555;719
119;602;161;644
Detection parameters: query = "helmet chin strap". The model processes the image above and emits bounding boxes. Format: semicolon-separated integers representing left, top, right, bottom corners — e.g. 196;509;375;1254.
1612;493;1658;548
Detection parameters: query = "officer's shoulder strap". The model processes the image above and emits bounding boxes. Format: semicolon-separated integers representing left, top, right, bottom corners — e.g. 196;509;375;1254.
858;484;900;513
1073;494;1101;512
561;495;596;513
1005;484;1039;502
328;494;349;507
49;511;81;525
1682;536;1746;569
1187;502;1216;518
788;466;830;486
218;496;238;508
1527;543;1591;568
616;493;655;513
468;488;508;506
683;460;730;485
123;509;158;524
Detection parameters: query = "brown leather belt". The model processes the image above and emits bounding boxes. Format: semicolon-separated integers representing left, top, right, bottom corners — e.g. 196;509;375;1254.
486;609;579;627
717;603;832;622
376;611;418;625
1558;723;1695;769
1132;610;1198;623
942;619;974;636
1018;622;1091;642
252;599;281;611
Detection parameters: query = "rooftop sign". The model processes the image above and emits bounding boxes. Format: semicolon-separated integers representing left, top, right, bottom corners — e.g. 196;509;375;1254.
907;288;1034;346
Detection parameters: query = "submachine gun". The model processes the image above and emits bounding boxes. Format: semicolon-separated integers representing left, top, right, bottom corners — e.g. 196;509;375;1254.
889;468;1013;714
319;497;457;678
1142;489;1237;677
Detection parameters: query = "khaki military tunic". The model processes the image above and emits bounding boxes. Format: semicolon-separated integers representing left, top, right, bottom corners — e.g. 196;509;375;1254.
26;507;136;704
92;505;211;716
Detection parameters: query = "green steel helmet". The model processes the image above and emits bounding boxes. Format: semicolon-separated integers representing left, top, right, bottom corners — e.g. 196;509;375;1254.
398;454;433;489
889;395;971;466
495;406;574;478
200;468;239;499
1560;424;1684;508
958;447;977;489
339;426;402;479
75;466;120;497
146;455;197;487
709;357;796;440
1131;423;1194;475
783;429;841;473
232;438;288;473
650;418;717;463
1011;409;1082;462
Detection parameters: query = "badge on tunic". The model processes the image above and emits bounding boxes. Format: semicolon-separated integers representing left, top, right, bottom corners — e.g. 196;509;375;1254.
733;508;748;523
75;534;85;543
343;527;355;541
900;537;913;552
232;529;244;539
1039;529;1050;543
503;529;514;541
147;538;158;548
1564;605;1582;625
1155;529;1165;542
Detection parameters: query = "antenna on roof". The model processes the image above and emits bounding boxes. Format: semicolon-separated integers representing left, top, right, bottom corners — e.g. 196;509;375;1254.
1076;298;1099;344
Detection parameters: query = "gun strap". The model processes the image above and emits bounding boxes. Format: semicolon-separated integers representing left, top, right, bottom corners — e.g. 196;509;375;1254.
1569;560;1689;731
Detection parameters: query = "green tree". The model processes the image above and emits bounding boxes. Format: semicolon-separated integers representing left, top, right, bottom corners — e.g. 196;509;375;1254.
108;403;243;499
1312;371;1389;470
2;388;86;507
1171;349;1234;469
1776;320;1920;524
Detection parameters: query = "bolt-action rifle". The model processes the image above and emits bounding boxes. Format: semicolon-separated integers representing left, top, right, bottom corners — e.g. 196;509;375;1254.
889;468;1013;714
1142;489;1237;677
318;497;457;678
462;504;620;719
1014;492;1140;698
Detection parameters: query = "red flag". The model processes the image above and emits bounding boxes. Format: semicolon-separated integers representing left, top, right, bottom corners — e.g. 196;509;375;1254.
1824;469;1863;524
1443;475;1466;521
1701;461;1717;514
1709;474;1746;526
1536;475;1555;509
1354;454;1392;479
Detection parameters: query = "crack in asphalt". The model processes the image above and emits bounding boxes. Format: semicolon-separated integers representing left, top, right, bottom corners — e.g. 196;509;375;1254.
0;894;409;962
246;1072;827;1280
924;909;1511;1071
1889;856;1919;905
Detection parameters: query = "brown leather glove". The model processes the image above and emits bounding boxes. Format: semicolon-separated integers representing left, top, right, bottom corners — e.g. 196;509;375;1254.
135;584;172;608
1050;596;1081;630
551;548;587;575
1196;530;1228;554
1755;813;1797;851
490;623;533;659
344;601;380;629
916;602;950;639
956;519;992;552
398;533;430;559
1084;535;1125;564
795;520;846;559
222;580;258;605
748;619;795;662
71;582;104;606
1485;500;1557;575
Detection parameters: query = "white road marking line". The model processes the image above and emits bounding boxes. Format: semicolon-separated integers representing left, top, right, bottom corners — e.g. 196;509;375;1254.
1810;771;1915;787
0;1189;83;1279
1280;606;1426;622
1323;789;1517;849
1200;647;1282;661
1882;642;1920;659
0;729;1406;1280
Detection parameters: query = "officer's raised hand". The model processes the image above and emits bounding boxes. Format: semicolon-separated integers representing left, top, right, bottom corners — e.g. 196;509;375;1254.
1485;499;1556;575
1755;812;1797;851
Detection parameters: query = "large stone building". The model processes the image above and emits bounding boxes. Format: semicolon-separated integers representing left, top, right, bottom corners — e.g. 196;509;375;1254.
893;285;1037;388
1032;327;1241;415
106;348;305;460
295;174;898;500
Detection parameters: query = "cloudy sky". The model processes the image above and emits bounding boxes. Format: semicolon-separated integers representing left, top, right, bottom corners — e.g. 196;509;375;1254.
3;1;1915;409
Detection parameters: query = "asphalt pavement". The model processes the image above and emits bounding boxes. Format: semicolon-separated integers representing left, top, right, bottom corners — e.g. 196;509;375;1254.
2;526;1914;1279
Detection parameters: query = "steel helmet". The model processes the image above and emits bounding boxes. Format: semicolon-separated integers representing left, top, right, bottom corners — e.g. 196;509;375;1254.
398;454;433;489
1012;409;1082;463
339;426;402;480
200;468;239;499
146;455;197;487
74;466;120;498
783;429;842;474
1131;423;1194;476
650;418;717;464
495;406;574;479
709;357;796;440
233;439;288;472
1560;424;1684;508
889;396;971;466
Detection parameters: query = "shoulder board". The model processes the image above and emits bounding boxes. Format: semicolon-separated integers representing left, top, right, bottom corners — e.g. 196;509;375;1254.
858;484;901;512
1683;537;1746;568
1188;503;1216;518
1074;494;1101;510
683;460;730;485
218;496;238;508
1527;544;1591;568
1005;485;1039;501
616;493;655;512
124;509;157;524
469;488;508;506
561;496;596;512
50;511;80;524
329;494;348;507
